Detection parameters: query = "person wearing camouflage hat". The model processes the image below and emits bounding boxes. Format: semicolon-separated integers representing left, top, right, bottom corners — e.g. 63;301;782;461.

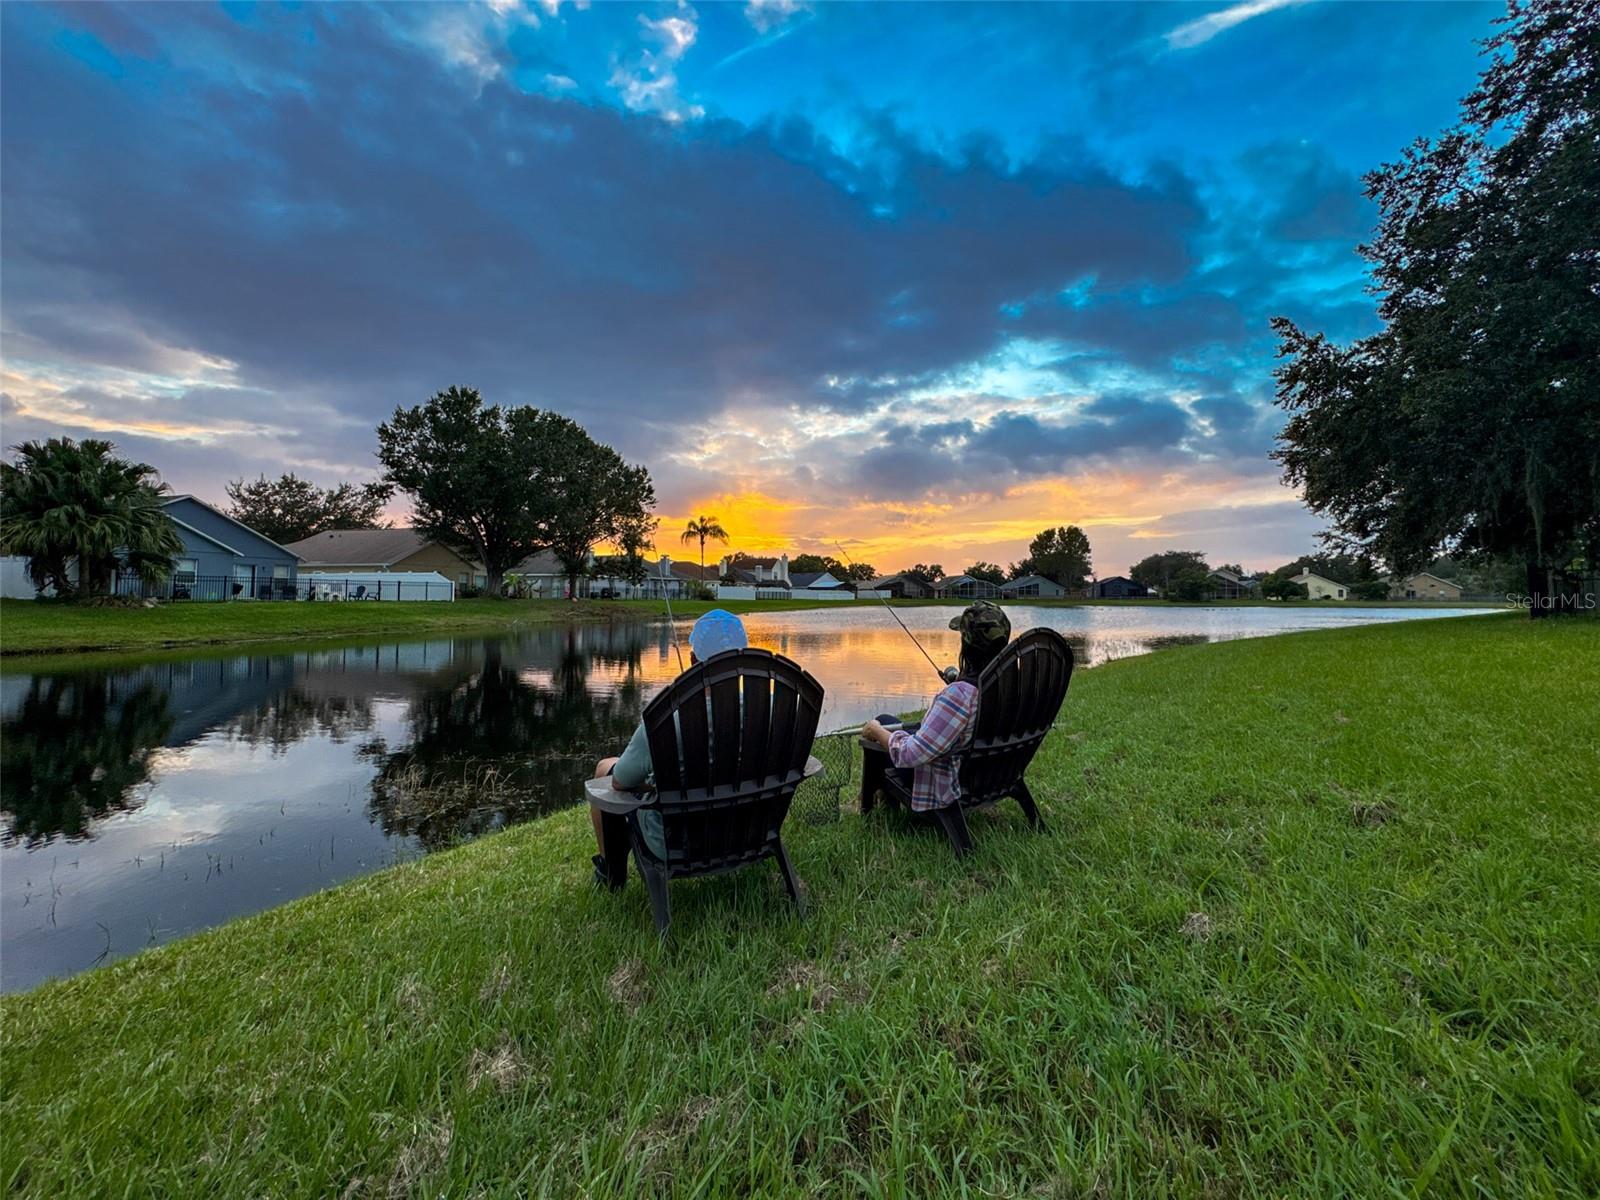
861;600;1013;812
948;599;1011;678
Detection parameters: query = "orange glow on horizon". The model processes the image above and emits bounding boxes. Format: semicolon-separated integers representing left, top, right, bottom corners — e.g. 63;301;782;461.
645;466;1306;576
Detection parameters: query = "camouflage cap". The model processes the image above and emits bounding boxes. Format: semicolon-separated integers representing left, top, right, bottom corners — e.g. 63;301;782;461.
949;599;1011;647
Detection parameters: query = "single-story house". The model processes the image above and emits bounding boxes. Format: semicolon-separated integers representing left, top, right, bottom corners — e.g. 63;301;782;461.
1207;568;1257;600
159;495;302;600
1290;570;1348;600
507;550;580;598
867;573;933;599
1388;572;1463;600
284;528;486;590
1092;576;1149;599
791;570;847;591
936;574;1001;600
588;555;705;599
1000;574;1067;599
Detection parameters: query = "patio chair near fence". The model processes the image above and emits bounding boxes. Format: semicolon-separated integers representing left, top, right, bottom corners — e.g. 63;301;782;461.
584;648;825;936
860;627;1074;857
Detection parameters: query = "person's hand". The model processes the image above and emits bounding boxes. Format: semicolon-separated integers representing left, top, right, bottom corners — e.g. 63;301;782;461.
863;718;887;748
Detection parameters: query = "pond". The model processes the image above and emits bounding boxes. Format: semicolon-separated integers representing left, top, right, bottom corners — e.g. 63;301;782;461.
0;603;1487;991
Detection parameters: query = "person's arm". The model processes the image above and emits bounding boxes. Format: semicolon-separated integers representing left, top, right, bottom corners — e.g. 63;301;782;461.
861;717;899;750
610;723;652;791
886;685;974;768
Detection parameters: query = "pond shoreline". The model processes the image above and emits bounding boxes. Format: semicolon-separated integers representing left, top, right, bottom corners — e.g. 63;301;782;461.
2;614;1593;1195
0;594;1505;660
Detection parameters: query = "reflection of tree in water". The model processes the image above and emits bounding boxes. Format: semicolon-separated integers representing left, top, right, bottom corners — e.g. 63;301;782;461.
227;691;377;754
1;675;174;846
366;630;647;850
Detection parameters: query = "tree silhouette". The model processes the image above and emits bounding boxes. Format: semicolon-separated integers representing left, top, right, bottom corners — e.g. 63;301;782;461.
679;515;729;579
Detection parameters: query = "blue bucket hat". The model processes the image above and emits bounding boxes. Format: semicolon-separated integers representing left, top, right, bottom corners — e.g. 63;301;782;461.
689;609;748;660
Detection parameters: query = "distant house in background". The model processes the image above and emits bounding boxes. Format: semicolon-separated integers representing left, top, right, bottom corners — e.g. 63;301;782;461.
790;570;847;591
1388;572;1463;600
507;550;575;598
160;496;301;599
1092;576;1149;599
936;574;1001;600
1000;574;1067;599
718;554;791;585
1290;570;1348;599
868;573;933;599
286;529;486;590
1207;568;1257;600
589;555;706;599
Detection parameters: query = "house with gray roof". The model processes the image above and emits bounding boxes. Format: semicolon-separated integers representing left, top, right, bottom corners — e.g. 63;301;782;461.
284;528;486;590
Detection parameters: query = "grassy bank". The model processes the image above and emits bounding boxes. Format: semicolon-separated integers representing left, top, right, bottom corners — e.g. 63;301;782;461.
4;615;1597;1196
0;597;830;657
0;593;1501;658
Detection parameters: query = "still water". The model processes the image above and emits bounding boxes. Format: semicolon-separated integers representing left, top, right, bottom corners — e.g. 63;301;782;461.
1;604;1485;991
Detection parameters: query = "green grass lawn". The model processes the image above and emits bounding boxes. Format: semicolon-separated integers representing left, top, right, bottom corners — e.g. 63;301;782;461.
0;597;834;657
3;615;1596;1196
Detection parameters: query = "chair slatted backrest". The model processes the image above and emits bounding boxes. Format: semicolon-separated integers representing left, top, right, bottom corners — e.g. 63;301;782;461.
960;628;1074;805
641;649;824;874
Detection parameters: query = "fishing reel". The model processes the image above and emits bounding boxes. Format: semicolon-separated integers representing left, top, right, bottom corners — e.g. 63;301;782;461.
941;665;959;684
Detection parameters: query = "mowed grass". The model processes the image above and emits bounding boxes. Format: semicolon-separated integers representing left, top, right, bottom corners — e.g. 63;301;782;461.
3;615;1596;1197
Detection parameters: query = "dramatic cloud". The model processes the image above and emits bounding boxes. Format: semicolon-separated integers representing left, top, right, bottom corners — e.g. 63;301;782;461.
0;1;1487;570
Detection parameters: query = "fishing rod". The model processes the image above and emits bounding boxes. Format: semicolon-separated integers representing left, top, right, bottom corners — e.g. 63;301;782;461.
834;542;953;683
660;568;687;673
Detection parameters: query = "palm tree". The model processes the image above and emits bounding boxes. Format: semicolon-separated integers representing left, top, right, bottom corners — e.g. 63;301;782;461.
679;515;729;580
0;437;183;598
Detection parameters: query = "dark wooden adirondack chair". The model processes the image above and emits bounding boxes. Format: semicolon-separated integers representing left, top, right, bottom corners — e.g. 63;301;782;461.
585;648;825;935
860;627;1074;856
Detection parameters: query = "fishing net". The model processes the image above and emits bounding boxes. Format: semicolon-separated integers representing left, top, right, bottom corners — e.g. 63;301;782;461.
792;727;861;825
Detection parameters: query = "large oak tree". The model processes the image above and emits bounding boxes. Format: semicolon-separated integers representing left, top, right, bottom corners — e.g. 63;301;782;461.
377;386;654;595
1272;0;1599;615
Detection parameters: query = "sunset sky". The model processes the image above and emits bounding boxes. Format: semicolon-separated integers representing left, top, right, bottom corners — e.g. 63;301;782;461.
1;1;1498;575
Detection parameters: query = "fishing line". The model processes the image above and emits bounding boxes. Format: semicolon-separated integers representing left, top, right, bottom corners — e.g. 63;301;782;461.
834;541;950;682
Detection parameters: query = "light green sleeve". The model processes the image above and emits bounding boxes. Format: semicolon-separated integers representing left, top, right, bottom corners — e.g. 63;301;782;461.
611;722;654;792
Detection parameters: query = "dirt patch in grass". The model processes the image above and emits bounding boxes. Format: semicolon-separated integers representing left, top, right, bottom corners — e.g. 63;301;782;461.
387;1115;453;1199
1181;912;1214;941
765;960;867;1011
606;957;651;1012
1351;800;1396;827
466;1036;532;1093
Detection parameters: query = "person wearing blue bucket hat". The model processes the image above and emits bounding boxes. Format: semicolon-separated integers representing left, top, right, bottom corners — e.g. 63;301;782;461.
587;609;749;884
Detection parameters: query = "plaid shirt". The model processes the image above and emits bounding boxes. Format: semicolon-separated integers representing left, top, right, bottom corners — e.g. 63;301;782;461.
888;681;977;812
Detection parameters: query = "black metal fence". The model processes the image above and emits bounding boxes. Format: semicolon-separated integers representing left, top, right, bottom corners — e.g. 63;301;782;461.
112;573;456;602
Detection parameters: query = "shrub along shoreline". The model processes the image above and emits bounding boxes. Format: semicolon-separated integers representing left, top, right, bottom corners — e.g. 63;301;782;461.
0;594;1500;658
3;614;1596;1196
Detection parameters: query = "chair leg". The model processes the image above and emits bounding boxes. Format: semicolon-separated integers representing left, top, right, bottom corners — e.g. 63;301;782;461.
637;857;671;937
774;838;807;919
934;804;975;858
1013;781;1047;832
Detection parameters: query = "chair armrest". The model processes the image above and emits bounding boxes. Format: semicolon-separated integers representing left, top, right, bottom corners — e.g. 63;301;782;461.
803;755;824;779
583;775;650;815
